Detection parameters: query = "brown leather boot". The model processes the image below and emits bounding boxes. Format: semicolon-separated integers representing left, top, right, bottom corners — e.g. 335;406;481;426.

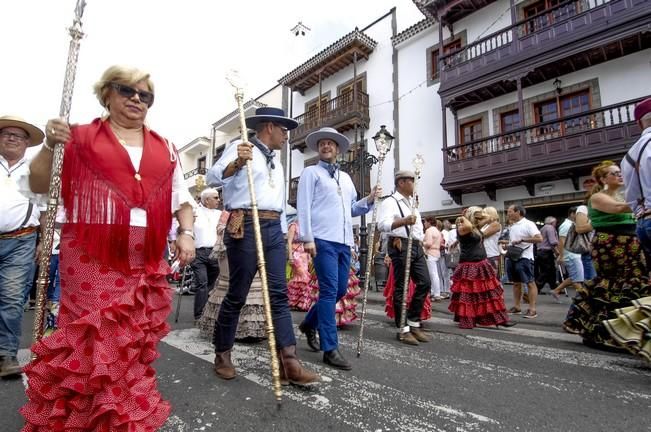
277;352;289;386
410;327;432;343
278;345;320;386
214;350;236;380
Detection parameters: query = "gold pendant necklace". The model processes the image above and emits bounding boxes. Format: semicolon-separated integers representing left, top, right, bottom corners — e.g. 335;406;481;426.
111;124;143;182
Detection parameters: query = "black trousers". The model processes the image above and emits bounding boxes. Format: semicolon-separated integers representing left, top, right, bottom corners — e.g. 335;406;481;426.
535;249;556;291
388;238;431;328
190;247;220;320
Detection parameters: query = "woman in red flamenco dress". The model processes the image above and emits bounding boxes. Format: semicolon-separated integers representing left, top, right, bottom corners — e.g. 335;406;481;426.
21;65;196;431
448;208;515;329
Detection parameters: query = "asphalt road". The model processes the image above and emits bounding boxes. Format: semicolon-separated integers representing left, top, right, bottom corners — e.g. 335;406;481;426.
2;284;650;432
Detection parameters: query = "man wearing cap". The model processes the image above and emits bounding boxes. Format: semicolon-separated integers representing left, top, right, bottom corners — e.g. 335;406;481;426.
622;97;651;263
0;115;45;377
190;187;222;321
378;171;432;346
296;127;380;370
207;107;319;385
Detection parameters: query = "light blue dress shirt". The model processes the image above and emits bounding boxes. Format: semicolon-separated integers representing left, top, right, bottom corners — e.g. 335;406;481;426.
297;160;372;247
207;138;287;233
622;126;651;217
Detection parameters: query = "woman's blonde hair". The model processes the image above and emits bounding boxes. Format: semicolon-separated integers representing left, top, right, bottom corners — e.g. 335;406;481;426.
93;65;154;109
483;206;499;223
588;160;616;199
464;206;483;226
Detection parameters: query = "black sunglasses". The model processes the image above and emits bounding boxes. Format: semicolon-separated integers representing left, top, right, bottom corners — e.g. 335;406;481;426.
110;82;155;107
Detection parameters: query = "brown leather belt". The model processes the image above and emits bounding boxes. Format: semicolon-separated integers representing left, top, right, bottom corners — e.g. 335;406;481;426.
241;209;281;220
0;226;38;239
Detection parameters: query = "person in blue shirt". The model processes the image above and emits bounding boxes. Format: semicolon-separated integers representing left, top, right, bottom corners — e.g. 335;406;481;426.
296;127;380;370
206;107;319;386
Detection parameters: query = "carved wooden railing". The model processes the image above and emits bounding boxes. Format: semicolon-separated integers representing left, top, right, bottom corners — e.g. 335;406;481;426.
444;96;644;162
290;89;369;142
439;0;613;71
183;167;207;180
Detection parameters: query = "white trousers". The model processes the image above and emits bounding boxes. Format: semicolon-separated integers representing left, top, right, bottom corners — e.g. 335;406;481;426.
426;255;441;297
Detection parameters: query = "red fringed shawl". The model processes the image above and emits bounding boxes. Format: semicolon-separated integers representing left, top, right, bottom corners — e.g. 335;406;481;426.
61;118;175;275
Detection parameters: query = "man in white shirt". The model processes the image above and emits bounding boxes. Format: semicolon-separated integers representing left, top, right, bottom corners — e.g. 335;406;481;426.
622;97;651;265
0;115;45;377
505;204;542;319
190;188;222;320
378;170;431;346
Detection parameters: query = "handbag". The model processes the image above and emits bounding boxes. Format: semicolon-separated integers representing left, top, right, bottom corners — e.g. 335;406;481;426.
565;224;591;254
445;248;460;268
506;244;531;261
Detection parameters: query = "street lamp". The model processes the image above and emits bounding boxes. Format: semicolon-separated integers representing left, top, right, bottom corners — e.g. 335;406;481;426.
353;125;394;288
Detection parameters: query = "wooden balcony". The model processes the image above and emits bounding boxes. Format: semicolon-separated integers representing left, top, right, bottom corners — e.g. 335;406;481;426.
438;0;651;108
441;97;646;203
290;89;370;151
183;167;206;180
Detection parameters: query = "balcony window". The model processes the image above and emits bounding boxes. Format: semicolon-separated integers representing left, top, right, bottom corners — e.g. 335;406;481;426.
431;39;463;81
197;156;206;172
522;0;578;34
534;90;591;137
500;110;521;150
459;120;483;159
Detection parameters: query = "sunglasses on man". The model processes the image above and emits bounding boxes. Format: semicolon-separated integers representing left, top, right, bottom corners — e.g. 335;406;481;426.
110;82;155;107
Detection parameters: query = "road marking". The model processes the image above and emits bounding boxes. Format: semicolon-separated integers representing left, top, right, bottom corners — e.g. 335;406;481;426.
163;328;500;432
359;308;651;376
363;307;581;342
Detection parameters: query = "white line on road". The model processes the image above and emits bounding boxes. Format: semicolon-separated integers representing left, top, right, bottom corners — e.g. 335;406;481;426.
163;328;501;432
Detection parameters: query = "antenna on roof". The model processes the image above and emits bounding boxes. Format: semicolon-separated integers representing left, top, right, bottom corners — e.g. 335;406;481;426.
290;21;311;37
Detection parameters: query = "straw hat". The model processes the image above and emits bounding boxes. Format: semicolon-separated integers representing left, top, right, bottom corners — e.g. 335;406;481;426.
0;115;45;146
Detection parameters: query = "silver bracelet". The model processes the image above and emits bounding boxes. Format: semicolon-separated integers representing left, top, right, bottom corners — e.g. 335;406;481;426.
42;141;55;152
177;229;195;240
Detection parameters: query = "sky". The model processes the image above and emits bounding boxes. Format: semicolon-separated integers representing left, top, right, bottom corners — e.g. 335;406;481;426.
1;0;423;148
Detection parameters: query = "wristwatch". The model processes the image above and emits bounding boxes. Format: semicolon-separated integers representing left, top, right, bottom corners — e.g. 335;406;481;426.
177;228;195;240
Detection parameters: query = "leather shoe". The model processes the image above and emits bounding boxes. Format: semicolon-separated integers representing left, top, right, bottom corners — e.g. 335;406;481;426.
500;320;517;328
299;321;320;352
0;356;21;378
323;349;352;370
214;350;236;380
397;331;419;346
410;327;432;343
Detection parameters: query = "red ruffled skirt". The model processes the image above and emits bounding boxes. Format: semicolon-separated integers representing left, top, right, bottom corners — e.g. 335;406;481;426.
383;262;432;321
448;259;508;329
21;227;172;431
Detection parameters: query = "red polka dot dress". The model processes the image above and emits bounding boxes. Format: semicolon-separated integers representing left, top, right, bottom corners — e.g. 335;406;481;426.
20;226;173;431
448;231;509;329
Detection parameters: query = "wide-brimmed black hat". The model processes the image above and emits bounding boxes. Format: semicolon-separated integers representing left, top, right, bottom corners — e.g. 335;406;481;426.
245;107;298;130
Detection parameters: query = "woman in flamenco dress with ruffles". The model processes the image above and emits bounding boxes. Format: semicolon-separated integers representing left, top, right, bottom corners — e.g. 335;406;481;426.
448;207;515;329
287;220;313;311
21;66;196;431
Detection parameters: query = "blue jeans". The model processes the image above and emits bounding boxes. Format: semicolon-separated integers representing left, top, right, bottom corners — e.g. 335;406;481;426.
637;219;651;268
213;218;296;352
47;254;61;302
304;238;351;353
581;252;596;281
0;232;37;357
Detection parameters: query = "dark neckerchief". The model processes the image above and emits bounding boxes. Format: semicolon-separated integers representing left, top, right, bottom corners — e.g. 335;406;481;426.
318;160;339;178
251;137;275;169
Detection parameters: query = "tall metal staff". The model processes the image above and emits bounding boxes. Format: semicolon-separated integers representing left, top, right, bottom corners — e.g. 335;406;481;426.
32;0;88;346
356;126;393;357
397;155;424;342
226;73;282;404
